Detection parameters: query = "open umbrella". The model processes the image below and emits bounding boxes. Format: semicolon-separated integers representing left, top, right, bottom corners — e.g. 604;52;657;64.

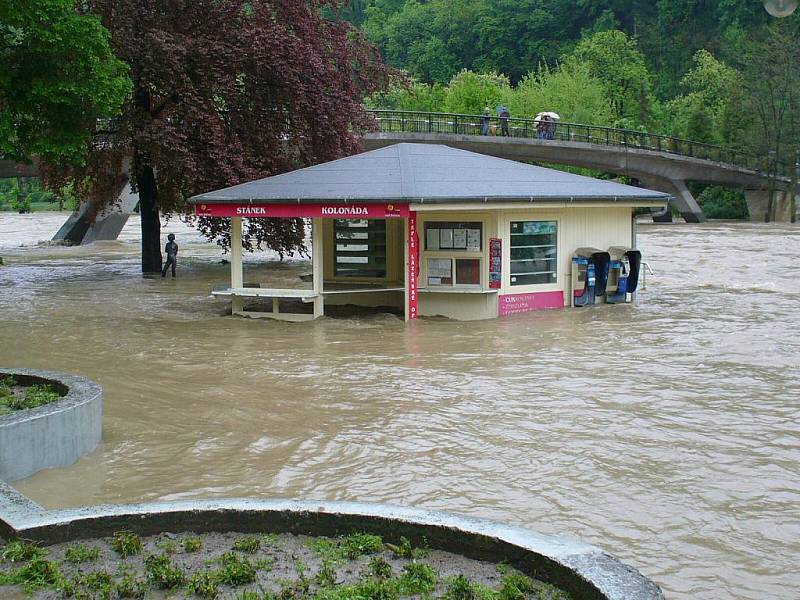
536;111;560;120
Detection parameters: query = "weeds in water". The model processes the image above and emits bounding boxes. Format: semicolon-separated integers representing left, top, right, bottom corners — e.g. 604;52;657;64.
182;536;203;553
1;539;44;562
187;570;219;598
144;553;186;589
233;536;261;553
236;591;265;600
110;531;143;557
64;544;100;564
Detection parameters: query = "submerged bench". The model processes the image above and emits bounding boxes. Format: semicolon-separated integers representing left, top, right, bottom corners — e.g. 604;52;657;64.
212;287;319;321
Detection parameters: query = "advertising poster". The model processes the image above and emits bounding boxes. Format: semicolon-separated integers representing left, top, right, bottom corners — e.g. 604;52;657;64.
489;237;502;289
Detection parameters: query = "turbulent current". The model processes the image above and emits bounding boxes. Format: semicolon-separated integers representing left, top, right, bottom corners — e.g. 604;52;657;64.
1;213;798;599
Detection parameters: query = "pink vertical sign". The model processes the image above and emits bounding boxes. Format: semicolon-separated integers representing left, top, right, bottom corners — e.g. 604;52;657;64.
407;211;419;320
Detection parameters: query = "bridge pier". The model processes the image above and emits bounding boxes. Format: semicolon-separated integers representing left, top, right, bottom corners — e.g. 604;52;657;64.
743;189;797;222
639;178;705;223
52;165;139;245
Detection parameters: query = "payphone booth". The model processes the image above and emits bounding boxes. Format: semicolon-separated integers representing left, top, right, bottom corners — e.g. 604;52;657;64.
606;246;642;303
571;247;610;307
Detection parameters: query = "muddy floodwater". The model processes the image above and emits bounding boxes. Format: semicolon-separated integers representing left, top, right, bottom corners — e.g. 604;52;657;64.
1;213;798;599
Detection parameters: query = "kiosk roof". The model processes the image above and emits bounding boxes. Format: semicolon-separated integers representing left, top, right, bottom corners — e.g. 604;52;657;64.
190;143;670;205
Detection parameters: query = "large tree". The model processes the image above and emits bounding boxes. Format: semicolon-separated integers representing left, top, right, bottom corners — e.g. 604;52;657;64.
0;0;129;165
48;0;391;273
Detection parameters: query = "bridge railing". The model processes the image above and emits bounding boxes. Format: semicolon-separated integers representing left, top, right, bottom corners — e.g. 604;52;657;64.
366;109;790;177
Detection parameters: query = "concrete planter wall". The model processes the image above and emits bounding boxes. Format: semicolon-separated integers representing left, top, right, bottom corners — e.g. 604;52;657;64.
0;368;102;482
0;484;664;600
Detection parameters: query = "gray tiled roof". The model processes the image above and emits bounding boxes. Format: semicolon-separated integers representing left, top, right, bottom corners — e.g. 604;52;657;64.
190;143;670;204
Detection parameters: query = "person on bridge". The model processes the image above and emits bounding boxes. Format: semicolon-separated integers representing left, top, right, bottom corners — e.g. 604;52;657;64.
499;106;510;136
162;233;178;278
480;107;491;135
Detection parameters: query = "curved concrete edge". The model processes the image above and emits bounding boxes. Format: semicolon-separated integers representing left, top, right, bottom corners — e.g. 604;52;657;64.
0;494;664;600
0;368;102;481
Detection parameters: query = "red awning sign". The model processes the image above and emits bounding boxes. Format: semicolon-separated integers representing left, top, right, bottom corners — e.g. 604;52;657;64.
195;202;409;219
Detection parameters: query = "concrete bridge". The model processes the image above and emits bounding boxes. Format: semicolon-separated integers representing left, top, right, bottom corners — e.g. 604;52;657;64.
1;110;795;244
363;110;797;223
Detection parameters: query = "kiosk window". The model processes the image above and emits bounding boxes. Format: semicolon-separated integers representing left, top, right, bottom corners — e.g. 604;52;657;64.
427;258;481;286
456;259;481;285
334;219;387;278
425;222;482;251
510;221;557;286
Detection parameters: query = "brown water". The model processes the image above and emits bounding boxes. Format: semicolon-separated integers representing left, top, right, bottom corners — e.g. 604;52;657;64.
1;213;799;599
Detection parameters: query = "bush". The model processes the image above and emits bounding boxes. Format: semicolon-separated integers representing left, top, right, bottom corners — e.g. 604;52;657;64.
697;185;749;219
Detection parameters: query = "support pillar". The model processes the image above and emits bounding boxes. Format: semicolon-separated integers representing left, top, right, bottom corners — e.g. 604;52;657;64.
312;218;324;319
231;216;244;314
639;177;705;223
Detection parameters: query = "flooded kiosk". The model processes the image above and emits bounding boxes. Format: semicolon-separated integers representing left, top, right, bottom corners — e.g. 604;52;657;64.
190;144;669;321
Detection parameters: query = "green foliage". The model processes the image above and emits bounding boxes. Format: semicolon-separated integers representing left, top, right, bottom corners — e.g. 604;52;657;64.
667;49;739;142
0;0;131;164
155;538;177;555
0;377;61;415
367;79;447;112
310;532;383;561
64;544;100;564
214;551;256;586
1;539;44;563
510;62;614;125
385;536;428;559
115;573;147;598
182;536;203;553
187;570;219;598
366;556;393;580
443;70;511;115
315;559;337;588
11;557;64;592
317;577;400;600
144;553;186;589
398;562;437;594
697;186;750;219
566;30;654;124
232;536;261;553
110;531;142;558
498;572;535;600
80;569;113;591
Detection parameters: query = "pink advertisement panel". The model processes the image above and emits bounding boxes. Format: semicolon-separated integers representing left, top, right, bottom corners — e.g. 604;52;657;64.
499;291;564;316
195;202;409;219
407;211;419;320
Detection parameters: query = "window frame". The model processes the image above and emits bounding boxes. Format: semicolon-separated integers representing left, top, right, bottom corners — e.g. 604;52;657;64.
508;219;559;288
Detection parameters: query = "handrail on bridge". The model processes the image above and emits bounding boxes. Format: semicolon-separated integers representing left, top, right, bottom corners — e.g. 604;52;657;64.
365;109;789;178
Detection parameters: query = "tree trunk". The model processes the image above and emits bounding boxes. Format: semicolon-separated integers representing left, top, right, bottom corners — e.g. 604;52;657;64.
137;158;162;273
